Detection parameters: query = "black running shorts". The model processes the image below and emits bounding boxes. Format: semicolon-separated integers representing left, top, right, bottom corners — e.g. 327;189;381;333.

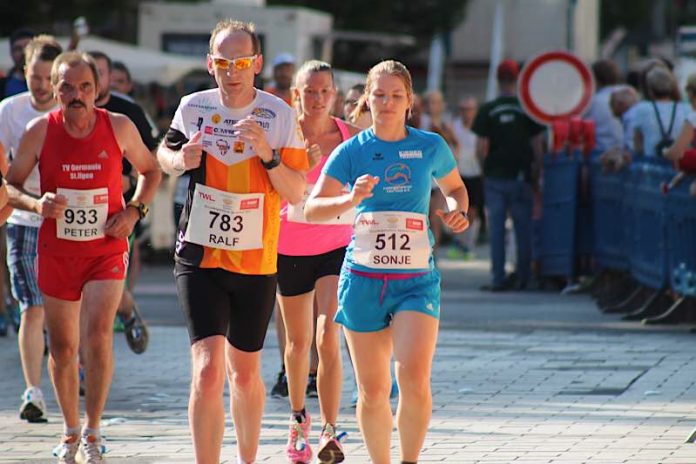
276;247;346;297
175;263;277;352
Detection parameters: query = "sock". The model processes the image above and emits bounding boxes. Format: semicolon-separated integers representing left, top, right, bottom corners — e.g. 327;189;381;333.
64;426;80;437
237;458;253;464
82;426;100;438
292;408;306;423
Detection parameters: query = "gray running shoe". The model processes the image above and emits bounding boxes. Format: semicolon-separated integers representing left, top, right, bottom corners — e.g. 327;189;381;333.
124;304;149;354
79;434;106;463
53;435;79;464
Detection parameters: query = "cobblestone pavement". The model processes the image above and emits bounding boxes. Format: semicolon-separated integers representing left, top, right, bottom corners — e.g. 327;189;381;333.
1;258;696;463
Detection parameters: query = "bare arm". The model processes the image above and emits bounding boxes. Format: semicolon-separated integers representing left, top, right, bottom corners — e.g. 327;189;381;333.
6;118;46;214
305;172;378;223
666;121;694;161
105;114;162;238
634;128;644;156
434;168;470;233
234;117;306;205
476;137;489;165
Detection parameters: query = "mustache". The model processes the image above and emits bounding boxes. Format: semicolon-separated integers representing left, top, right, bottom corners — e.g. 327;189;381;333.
68;100;86;108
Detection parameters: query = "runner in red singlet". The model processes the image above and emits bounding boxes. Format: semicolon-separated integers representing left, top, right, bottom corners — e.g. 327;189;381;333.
6;51;161;464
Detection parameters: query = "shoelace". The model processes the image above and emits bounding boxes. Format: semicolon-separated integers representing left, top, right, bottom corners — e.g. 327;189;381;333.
291;423;306;451
53;436;79;460
81;435;105;462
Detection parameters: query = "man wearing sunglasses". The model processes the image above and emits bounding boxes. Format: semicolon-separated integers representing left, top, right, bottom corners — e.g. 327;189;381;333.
157;19;308;464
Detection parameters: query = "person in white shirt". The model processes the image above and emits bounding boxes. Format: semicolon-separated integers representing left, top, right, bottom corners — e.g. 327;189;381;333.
0;35;62;424
452;97;482;255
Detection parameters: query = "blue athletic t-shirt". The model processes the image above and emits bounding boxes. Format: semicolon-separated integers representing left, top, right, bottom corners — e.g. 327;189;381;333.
323;126;456;273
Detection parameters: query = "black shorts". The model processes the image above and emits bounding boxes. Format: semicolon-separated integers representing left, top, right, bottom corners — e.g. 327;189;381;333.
175;263;277;352
277;247;346;297
462;175;484;211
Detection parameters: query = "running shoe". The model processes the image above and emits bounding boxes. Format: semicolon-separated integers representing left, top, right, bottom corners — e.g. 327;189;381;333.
306;372;318;398
113;314;125;333
286;411;312;463
271;371;288;398
79;434;106;463
19;386;47;423
124;304;149;354
52;434;79;464
0;312;7;337
317;423;344;463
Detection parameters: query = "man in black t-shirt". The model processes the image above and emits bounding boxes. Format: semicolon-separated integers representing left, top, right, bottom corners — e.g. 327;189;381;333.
472;60;545;291
89;51;158;354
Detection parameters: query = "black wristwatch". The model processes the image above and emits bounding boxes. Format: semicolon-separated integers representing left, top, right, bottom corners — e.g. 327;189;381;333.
261;149;282;170
127;201;149;220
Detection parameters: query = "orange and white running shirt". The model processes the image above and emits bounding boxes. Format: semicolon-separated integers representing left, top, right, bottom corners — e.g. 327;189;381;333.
165;89;308;275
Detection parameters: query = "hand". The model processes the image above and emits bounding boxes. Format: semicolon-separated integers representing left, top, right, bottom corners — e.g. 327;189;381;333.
350;174;379;206
233;117;273;162
307;142;323;170
104;207;139;239
37;192;67;219
435;209;469;234
174;131;203;170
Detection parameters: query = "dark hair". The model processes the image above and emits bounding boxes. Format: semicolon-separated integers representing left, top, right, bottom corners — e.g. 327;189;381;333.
10;27;35;45
293;60;334;88
112;61;131;83
349;83;365;94
87;50;112;72
592;59;621;88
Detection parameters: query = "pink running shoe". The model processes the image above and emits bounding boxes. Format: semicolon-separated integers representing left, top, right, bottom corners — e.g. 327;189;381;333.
286;411;312;463
317;423;345;463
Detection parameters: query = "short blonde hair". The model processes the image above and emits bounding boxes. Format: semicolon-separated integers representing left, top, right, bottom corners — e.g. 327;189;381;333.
51;51;99;88
209;19;261;55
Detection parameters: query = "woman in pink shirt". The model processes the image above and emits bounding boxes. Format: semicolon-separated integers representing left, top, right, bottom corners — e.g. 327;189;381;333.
277;60;360;464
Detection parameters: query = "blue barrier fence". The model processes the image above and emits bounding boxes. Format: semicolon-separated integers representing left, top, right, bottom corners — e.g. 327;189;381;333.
539;150;696;295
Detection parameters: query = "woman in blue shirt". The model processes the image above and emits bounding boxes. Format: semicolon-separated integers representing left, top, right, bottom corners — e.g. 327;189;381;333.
305;60;469;464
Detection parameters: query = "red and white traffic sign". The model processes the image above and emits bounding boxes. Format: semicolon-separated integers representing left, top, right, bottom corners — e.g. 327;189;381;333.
518;50;595;125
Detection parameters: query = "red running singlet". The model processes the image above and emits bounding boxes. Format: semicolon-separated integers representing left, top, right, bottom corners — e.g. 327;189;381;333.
38;108;127;257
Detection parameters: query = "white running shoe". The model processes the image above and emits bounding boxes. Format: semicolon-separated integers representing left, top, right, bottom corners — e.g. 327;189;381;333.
79;434;107;463
52;434;79;464
19;386;47;423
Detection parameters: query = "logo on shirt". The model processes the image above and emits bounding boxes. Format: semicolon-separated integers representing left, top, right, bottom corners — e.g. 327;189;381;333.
252;107;276;119
216;139;230;156
384;163;412;194
211;113;222;124
97;150;108;159
399;150;422;159
204;126;213;135
373;153;384;160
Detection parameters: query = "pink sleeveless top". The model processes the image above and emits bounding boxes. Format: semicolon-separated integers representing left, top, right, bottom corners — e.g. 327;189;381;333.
278;118;353;256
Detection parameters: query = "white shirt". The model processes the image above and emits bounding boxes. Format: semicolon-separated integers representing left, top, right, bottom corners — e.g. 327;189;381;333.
453;118;481;177
0;92;54;227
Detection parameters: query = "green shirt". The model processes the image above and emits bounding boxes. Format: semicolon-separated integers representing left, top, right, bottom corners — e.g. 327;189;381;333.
471;95;545;182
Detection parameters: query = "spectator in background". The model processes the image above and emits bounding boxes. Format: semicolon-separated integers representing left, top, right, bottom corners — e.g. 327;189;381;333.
407;93;423;129
685;74;696;110
586;60;623;152
600;85;639;171
452;97;482;258
266;53;295;106
473;59;545;292
633;66;689;158
110;61;133;96
344;83;371;129
422;90;458;258
332;88;345;119
0;28;35;100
